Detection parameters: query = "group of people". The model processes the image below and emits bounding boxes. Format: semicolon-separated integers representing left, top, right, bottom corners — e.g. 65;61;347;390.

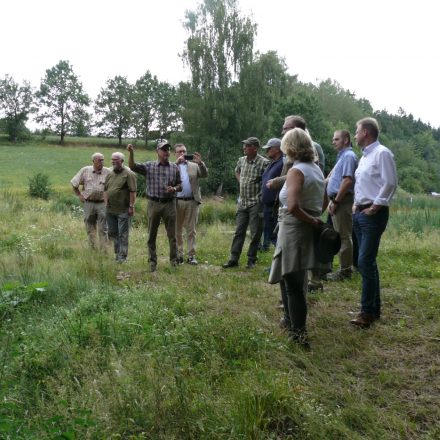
222;115;397;347
71;114;397;348
71;141;208;271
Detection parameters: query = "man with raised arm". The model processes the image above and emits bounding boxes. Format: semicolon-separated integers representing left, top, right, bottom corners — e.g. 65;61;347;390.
127;141;182;272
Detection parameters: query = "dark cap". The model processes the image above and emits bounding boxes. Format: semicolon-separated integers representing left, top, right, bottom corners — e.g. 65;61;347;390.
156;141;171;151
313;224;341;263
262;138;281;149
242;137;260;148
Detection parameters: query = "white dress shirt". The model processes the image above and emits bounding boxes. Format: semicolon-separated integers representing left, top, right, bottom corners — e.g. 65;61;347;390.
354;141;397;206
177;162;193;198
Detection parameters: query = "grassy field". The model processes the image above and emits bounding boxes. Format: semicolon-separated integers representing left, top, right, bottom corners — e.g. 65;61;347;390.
1;140;440;439
0;138;156;192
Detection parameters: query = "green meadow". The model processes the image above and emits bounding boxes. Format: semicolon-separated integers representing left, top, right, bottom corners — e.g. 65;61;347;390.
1;139;440;439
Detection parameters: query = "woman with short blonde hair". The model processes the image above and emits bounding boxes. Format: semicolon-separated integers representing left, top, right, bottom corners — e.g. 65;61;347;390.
269;128;326;348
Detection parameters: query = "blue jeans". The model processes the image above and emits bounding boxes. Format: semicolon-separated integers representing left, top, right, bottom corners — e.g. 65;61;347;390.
106;211;131;261
353;208;389;317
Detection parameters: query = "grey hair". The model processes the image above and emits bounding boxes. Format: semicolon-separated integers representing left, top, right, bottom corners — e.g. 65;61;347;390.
92;152;104;160
112;152;125;161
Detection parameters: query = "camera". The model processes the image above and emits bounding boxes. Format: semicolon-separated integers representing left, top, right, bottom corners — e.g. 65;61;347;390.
184;154;194;161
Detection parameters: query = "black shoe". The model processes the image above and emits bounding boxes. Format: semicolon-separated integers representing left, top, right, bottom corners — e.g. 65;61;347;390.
279;317;291;329
288;331;310;350
308;281;323;293
177;256;184;265
246;260;256;269
222;260;238;268
187;256;198;265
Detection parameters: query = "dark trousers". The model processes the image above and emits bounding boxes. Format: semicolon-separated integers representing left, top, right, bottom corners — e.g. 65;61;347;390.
262;203;278;249
229;202;263;263
147;199;178;264
281;271;308;335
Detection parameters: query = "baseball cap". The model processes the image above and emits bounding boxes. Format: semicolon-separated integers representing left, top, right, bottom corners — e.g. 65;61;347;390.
242;137;260;148
156;141;171;151
262;138;281;149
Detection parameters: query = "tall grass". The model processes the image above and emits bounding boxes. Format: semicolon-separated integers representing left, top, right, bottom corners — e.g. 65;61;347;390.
1;141;440;438
1;189;440;439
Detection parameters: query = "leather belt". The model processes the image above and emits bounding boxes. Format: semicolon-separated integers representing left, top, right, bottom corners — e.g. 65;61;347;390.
177;197;194;201
147;196;174;203
86;199;104;203
356;203;372;211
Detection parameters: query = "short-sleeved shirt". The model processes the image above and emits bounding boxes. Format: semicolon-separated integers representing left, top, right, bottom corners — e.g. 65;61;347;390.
327;147;358;197
235;154;269;208
70;166;111;201
104;166;137;214
131;160;181;199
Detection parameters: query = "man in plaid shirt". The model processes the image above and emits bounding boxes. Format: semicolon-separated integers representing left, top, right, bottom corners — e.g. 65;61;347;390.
223;137;269;269
127;141;182;272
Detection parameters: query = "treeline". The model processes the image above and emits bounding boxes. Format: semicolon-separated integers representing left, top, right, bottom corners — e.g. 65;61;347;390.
0;0;439;195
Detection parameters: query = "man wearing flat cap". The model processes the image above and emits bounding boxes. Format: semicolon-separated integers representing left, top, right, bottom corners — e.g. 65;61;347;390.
127;141;182;272
223;137;269;269
261;138;284;251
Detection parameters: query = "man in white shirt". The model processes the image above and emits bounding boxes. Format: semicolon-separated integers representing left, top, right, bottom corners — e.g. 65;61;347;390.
350;117;397;328
174;143;208;265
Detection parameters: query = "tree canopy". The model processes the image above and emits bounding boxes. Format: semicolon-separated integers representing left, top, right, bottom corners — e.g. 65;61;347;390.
35;60;90;145
0;75;34;142
1;0;440;194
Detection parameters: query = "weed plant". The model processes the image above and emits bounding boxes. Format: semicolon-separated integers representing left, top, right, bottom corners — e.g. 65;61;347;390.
28;173;52;200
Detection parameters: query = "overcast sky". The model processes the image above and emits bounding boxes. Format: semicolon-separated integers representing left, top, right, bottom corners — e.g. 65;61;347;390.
2;0;439;128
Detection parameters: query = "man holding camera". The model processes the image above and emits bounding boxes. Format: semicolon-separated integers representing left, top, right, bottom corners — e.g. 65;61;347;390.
174;143;208;265
127;141;182;272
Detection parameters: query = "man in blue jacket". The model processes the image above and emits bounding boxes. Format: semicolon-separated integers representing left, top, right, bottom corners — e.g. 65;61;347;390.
260;138;284;251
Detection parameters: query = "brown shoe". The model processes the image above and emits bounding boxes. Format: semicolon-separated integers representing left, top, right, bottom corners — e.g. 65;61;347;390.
350;312;375;328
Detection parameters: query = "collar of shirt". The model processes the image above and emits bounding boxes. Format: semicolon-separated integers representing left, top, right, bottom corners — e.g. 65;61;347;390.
92;170;101;174
362;141;380;157
337;146;353;160
157;160;170;167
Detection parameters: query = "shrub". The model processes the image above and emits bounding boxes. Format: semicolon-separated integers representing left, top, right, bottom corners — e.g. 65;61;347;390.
28;173;52;200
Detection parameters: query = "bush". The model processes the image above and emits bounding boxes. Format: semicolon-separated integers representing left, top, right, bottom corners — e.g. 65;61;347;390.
28;173;52;200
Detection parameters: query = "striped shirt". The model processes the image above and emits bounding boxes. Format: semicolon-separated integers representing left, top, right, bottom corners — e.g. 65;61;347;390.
70;166;111;201
235;154;269;208
131;160;182;199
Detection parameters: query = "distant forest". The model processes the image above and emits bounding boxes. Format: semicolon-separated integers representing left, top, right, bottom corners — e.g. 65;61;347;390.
1;0;439;195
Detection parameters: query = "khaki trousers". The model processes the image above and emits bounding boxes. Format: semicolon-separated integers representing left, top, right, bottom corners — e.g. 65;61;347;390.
331;194;354;271
176;199;200;258
83;201;107;248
